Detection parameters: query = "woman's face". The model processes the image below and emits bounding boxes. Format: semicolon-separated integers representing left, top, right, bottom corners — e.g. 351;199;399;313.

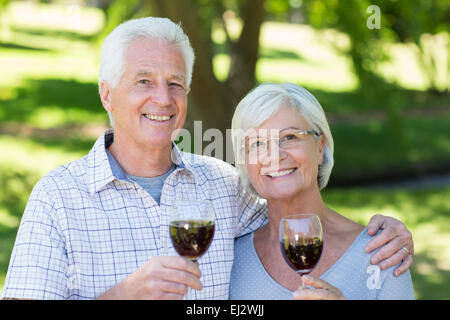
245;107;325;201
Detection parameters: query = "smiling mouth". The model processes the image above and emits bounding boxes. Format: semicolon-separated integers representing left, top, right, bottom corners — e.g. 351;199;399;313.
263;168;297;178
143;114;174;122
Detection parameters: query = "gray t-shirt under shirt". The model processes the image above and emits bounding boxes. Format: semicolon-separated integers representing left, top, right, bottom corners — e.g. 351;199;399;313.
229;227;414;300
126;168;175;205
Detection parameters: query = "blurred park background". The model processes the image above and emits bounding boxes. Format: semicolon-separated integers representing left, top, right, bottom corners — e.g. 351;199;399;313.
0;0;449;299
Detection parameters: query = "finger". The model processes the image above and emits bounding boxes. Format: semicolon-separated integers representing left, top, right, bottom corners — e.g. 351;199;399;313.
145;279;185;300
402;230;414;256
293;289;323;300
394;254;413;277
156;268;203;290
155;279;188;295
369;236;406;265
365;225;397;254
301;275;334;291
159;256;202;277
293;289;341;300
160;292;184;300
153;290;185;300
377;246;410;271
366;214;385;236
301;275;343;298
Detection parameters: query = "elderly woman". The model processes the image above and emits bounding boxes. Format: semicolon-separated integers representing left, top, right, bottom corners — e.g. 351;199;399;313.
229;83;414;300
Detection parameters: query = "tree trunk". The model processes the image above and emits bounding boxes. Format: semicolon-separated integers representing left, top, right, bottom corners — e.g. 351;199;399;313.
227;0;265;100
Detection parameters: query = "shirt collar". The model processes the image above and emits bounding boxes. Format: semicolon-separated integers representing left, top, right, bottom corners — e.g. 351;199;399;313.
105;148;128;181
170;142;198;184
86;129;116;195
86;129;197;194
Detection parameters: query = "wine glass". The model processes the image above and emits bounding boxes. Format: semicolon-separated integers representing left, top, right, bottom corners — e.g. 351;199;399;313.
169;200;216;299
279;214;323;289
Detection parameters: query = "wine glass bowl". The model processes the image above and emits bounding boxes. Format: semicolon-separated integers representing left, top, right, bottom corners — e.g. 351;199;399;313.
170;220;215;262
279;214;323;287
169;200;216;262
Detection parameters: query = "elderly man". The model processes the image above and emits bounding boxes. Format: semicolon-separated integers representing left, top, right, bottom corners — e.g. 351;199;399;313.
1;17;413;300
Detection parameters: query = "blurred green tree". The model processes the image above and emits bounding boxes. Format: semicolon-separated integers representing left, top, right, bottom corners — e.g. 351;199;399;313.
98;0;449;134
302;0;449;162
303;0;449;95
0;0;10;34
0;0;8;10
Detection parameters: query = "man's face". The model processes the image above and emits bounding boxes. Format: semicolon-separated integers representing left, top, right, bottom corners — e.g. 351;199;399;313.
102;38;188;149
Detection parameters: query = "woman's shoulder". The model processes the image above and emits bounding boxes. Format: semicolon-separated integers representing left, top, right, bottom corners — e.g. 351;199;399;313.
339;225;378;262
334;225;369;260
321;224;372;280
327;219;365;256
325;226;414;299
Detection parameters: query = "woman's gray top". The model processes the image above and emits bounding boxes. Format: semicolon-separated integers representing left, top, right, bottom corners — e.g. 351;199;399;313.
230;227;414;300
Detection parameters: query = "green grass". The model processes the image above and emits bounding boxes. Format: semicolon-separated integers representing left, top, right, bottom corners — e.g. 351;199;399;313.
0;78;106;127
0;135;92;292
0;164;40;291
0;135;93;174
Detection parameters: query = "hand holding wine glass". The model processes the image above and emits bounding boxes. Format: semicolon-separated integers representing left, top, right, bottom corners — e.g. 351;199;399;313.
97;256;202;300
293;274;346;300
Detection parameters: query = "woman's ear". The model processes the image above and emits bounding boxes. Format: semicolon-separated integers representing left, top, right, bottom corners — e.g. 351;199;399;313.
317;135;325;165
99;81;113;113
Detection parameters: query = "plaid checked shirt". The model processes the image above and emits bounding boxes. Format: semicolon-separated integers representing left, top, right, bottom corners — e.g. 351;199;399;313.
1;129;268;300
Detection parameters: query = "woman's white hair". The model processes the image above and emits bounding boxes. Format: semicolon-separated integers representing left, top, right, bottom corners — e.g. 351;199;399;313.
98;17;195;126
231;82;334;196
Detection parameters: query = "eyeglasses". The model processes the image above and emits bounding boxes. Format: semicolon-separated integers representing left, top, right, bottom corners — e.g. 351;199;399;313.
245;129;321;157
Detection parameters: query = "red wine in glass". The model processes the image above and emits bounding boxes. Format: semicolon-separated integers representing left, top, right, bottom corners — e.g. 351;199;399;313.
279;214;323;288
170;220;215;261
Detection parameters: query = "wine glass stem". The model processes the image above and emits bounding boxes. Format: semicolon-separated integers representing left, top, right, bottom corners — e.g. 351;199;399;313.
184;259;198;300
299;274;305;289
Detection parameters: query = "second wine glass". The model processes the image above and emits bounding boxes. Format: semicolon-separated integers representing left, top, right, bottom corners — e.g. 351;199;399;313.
279;214;323;289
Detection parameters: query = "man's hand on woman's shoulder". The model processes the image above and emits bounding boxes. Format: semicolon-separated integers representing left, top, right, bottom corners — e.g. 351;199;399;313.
365;214;414;277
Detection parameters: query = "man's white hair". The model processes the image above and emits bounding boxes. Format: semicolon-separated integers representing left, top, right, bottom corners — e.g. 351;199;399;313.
231;83;335;196
98;17;195;126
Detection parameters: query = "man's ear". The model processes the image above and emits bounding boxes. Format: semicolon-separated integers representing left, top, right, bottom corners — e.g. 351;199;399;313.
99;81;113;112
